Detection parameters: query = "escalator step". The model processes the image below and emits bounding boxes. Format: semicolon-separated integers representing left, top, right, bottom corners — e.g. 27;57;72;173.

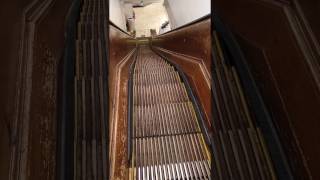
130;46;211;179
73;0;108;179
133;83;189;106
133;134;210;179
133;102;200;137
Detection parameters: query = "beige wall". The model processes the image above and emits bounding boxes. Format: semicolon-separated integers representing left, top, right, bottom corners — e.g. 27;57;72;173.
109;0;127;30
134;0;169;37
164;0;210;29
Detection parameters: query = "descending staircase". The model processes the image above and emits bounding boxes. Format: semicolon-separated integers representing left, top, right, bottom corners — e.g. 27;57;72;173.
74;0;108;179
129;46;212;179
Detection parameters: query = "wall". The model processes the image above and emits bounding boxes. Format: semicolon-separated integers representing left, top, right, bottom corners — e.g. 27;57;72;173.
164;0;210;29
134;0;169;37
109;0;127;31
0;0;32;178
0;0;73;179
295;0;320;43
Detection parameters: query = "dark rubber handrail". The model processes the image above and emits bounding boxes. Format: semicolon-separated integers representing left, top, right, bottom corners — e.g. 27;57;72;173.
151;46;213;151
57;0;81;179
211;12;294;179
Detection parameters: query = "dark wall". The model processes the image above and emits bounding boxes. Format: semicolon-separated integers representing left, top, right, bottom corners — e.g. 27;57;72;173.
0;0;31;178
0;0;33;119
295;0;320;43
0;0;73;179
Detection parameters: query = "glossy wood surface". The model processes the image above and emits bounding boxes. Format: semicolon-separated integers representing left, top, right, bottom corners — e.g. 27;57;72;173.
0;0;73;179
151;18;212;129
108;24;136;180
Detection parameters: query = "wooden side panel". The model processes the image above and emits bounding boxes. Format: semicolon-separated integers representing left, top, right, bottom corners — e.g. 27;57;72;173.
27;1;74;180
152;19;212;71
0;0;74;179
109;25;136;101
108;25;136;180
214;0;320;178
151;19;212;128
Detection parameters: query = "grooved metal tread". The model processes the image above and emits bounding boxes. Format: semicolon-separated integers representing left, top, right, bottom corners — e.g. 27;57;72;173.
130;47;211;180
73;0;108;179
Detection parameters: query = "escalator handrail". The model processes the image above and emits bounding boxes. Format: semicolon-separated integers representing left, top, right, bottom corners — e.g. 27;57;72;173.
57;0;81;179
151;46;213;151
211;12;294;179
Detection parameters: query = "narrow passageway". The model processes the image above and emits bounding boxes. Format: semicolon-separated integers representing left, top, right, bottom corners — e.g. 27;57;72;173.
129;46;211;179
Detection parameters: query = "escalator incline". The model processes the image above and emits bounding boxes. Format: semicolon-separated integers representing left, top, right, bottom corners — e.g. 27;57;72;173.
129;46;212;180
